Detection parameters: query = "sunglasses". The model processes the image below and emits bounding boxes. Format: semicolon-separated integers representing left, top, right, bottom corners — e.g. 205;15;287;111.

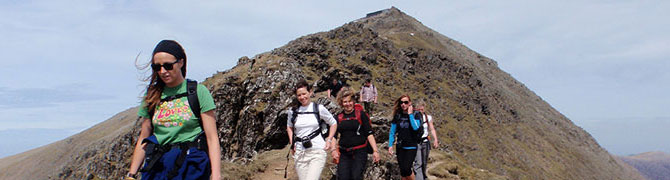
151;59;181;71
401;101;410;104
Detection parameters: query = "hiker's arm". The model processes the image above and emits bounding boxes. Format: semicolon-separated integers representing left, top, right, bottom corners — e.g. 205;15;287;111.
409;114;420;131
319;105;338;151
287;126;294;148
128;117;152;175
428;116;439;148
373;86;377;103
363;112;379;162
201;110;221;180
286;110;295;153
325;123;337;151
327;89;331;98
367;135;380;162
388;122;396;155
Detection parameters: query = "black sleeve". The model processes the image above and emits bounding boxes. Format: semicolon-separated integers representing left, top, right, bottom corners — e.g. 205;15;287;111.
361;111;373;137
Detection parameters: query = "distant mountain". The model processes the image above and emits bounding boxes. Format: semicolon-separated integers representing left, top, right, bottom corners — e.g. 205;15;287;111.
0;7;644;180
620;152;670;180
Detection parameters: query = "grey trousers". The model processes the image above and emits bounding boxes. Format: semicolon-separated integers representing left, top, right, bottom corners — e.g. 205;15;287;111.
414;140;430;180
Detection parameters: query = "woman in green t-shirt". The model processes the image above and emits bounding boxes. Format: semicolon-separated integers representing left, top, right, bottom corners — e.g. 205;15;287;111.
126;40;221;180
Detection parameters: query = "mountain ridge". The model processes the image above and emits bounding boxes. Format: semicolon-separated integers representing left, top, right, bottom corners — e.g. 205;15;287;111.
619;151;670;180
0;7;643;180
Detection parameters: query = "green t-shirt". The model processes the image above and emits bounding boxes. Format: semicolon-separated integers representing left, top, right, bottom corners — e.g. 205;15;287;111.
138;81;216;145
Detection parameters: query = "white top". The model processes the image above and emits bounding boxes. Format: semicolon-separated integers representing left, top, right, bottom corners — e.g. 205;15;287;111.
287;102;337;151
421;114;433;138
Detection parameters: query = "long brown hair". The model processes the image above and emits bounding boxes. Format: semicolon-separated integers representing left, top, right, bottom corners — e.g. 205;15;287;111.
392;94;411;117
142;40;187;117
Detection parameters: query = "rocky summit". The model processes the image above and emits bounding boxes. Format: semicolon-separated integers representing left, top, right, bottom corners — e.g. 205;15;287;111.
0;7;644;180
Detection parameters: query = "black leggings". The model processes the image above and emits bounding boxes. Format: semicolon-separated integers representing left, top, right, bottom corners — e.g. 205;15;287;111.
396;147;417;177
337;148;368;180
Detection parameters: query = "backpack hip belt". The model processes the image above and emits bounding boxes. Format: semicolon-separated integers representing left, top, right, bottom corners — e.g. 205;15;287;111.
339;141;368;152
294;128;321;142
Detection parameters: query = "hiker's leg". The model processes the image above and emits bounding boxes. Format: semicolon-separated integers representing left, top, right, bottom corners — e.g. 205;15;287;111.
338;151;354;180
293;150;310;180
351;148;368;180
413;145;424;180
421;141;430;179
304;149;327;180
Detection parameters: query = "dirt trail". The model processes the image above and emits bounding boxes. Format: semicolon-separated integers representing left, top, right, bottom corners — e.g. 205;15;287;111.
253;150;298;180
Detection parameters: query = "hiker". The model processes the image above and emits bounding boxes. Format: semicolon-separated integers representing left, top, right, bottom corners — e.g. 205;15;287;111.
327;77;344;98
287;79;338;180
388;95;422;180
359;78;377;115
413;100;440;180
126;40;221;180
331;87;380;180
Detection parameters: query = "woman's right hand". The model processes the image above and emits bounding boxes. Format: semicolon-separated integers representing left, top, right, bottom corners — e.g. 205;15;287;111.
407;105;413;114
331;150;340;163
388;147;394;156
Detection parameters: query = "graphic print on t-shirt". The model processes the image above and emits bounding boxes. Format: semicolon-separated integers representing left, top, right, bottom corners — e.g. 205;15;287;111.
152;98;194;127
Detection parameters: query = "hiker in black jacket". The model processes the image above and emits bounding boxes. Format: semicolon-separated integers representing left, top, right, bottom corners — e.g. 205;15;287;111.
331;87;380;180
388;95;422;180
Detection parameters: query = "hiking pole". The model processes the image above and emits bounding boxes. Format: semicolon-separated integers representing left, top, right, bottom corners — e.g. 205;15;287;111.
284;147;290;178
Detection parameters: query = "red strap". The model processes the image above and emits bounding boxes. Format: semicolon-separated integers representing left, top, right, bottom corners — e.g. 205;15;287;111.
338;113;344;123
342;140;368;152
340;104;366;125
354;104;364;125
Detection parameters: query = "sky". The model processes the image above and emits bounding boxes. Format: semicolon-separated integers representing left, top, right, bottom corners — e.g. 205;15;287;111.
0;0;668;158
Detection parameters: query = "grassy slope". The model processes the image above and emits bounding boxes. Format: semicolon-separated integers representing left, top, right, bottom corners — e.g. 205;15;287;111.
0;108;138;179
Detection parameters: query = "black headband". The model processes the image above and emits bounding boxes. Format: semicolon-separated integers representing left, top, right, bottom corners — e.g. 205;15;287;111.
152;40;185;60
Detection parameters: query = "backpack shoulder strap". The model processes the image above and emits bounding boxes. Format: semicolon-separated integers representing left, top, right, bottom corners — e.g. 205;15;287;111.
186;79;201;120
337;113;344;123
313;103;321;124
291;106;299;127
354;105;363;125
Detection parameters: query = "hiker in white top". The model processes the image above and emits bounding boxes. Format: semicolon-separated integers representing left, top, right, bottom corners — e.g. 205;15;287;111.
413;99;440;180
286;79;338;180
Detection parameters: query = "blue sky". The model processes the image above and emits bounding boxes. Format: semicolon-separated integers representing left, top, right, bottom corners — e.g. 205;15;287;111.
0;0;668;158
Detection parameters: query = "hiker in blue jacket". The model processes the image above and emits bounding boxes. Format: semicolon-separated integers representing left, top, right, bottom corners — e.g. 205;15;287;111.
388;95;422;180
127;40;221;180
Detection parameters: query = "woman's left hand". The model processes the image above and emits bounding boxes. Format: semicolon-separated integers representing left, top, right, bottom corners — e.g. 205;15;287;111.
372;151;380;163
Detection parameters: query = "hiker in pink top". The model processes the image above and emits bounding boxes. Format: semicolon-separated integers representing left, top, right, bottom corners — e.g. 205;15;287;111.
359;78;378;115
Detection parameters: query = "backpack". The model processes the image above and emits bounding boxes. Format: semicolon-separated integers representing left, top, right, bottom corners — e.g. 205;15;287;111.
290;102;330;139
336;104;373;154
414;111;425;141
